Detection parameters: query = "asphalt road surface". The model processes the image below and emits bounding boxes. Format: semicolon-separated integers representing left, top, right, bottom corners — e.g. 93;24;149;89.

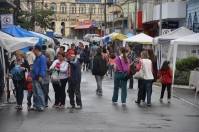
0;71;199;132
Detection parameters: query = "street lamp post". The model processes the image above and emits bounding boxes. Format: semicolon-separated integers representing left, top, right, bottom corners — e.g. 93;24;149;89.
159;0;162;35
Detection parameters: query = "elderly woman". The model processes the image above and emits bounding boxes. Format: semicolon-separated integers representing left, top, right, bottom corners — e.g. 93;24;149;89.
10;51;30;110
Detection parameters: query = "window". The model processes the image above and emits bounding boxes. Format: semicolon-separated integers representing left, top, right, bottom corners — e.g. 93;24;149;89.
60;2;67;14
50;2;57;12
70;4;76;14
79;4;86;14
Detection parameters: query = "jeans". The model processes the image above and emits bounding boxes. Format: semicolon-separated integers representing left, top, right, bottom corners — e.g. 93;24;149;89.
43;83;49;106
95;75;104;92
160;84;171;99
112;72;128;103
52;79;67;105
143;80;153;104
68;81;82;107
13;80;24;105
27;91;33;107
32;80;45;109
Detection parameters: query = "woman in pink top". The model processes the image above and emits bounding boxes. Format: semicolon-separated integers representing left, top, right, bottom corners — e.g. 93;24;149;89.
112;47;130;106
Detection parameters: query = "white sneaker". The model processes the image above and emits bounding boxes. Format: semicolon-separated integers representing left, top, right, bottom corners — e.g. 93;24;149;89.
112;102;118;105
122;103;126;107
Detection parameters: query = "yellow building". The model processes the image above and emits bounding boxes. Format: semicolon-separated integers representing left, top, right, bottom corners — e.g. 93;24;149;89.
34;0;109;38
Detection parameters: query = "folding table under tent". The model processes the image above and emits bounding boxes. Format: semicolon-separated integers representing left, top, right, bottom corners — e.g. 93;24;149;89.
153;27;194;69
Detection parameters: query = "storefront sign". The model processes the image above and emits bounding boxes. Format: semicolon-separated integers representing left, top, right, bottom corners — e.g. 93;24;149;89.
162;21;179;29
1;14;13;28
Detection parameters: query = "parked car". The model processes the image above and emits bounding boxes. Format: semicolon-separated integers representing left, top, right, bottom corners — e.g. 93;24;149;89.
83;34;100;42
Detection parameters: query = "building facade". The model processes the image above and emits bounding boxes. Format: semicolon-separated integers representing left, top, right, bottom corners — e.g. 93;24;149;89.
142;0;187;37
187;0;199;33
34;0;109;38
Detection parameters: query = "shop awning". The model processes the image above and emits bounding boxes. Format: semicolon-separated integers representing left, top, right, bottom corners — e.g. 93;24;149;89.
75;25;92;29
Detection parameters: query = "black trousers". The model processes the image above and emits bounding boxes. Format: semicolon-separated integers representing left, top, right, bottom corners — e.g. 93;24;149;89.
136;79;146;103
52;78;67;105
160;84;171;99
13;80;24;105
129;77;134;89
68;81;82;107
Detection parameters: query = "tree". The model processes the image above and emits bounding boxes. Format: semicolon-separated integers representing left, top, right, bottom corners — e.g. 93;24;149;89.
16;9;54;30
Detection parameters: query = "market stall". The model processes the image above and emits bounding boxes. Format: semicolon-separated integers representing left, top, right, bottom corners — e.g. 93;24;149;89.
153;27;194;69
168;33;199;86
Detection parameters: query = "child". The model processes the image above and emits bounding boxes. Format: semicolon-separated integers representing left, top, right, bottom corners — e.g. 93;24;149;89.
26;72;33;110
158;61;172;103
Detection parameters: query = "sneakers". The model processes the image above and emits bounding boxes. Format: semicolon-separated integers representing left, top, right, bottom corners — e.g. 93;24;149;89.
122;103;126;107
96;90;103;96
76;105;82;109
147;103;151;107
15;105;23;110
135;100;140;104
112;102;118;105
59;105;65;109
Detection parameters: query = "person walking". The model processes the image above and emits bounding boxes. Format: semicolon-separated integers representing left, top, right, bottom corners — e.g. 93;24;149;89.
112;47;130;106
140;51;154;106
158;61;172;103
10;51;30;110
32;45;47;111
66;51;82;109
83;45;90;71
50;52;68;109
46;44;56;63
92;48;108;96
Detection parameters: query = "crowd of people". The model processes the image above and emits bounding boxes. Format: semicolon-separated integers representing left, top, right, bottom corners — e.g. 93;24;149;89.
8;41;173;111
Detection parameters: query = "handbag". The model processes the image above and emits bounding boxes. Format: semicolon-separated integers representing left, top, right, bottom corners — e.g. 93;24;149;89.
134;60;144;79
51;69;60;84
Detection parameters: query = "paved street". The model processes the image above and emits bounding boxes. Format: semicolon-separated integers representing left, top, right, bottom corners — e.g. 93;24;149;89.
0;71;199;132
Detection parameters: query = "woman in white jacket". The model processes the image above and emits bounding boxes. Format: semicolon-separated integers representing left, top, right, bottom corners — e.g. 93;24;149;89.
50;52;69;109
140;51;154;106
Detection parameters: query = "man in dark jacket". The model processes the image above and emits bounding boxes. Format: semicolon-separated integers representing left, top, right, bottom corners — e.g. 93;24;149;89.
67;52;82;109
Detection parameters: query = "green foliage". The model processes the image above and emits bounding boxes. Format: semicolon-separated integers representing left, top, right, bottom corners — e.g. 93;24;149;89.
34;9;54;29
174;56;199;85
16;9;54;30
174;70;190;85
176;56;199;71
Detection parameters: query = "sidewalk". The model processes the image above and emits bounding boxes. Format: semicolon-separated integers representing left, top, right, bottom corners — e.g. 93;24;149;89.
173;88;199;107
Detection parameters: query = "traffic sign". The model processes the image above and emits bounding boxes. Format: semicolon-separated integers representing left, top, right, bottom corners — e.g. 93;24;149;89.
1;14;13;28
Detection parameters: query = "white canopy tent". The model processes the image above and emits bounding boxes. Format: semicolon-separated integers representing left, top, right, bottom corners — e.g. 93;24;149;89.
0;31;39;52
0;31;39;95
123;33;153;46
30;31;55;47
153;27;194;69
169;33;199;82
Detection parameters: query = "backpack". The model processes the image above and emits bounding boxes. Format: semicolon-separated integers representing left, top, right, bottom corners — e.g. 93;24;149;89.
10;65;24;81
92;56;108;76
